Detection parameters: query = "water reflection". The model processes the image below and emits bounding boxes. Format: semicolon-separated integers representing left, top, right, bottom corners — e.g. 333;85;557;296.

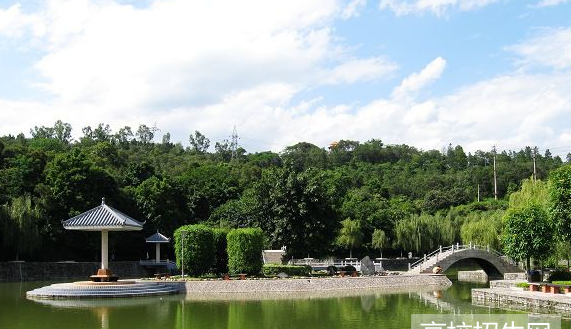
5;281;570;329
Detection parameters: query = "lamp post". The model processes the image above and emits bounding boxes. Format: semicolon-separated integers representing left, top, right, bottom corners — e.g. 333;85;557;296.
180;230;188;279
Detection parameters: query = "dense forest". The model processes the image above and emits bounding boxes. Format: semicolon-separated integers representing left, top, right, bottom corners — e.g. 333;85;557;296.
0;120;567;263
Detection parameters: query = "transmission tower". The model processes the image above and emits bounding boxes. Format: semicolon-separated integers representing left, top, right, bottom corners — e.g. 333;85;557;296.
230;126;239;160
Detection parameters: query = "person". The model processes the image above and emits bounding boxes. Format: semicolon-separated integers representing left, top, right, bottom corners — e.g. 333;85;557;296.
432;265;442;274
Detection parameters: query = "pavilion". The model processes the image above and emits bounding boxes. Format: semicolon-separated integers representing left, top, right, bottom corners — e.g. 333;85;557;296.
62;197;144;281
145;231;170;263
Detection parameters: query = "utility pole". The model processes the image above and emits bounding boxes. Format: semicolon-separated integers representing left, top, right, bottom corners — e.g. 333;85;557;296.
493;145;498;200
533;147;537;181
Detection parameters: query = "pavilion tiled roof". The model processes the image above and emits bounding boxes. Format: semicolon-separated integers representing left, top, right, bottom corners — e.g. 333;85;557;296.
145;232;170;243
62;198;144;231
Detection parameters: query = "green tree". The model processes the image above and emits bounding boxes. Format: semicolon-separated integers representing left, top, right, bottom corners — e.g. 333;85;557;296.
2;195;40;260
189;131;210;154
281;142;327;171
549;165;571;240
336;219;363;259
395;213;455;254
372;229;389;258
44;148;118;220
243;166;338;258
502;205;552;270
460;210;503;250
509;177;549;210
130;176;186;234
136;124;155;144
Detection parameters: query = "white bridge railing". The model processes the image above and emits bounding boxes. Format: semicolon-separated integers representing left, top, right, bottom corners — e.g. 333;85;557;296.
288;258;385;272
408;243;517;273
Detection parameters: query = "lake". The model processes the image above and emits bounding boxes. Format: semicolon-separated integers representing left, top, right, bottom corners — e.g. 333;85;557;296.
1;280;568;329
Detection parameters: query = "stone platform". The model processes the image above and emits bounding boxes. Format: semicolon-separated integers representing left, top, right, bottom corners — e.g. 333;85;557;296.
26;280;179;299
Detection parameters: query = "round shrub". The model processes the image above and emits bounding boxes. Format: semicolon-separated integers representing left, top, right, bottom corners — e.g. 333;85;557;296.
548;269;571;282
212;228;230;274
174;224;214;276
227;227;264;275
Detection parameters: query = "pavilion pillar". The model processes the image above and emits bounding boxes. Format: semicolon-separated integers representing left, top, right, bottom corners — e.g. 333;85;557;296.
101;230;109;270
155;243;161;263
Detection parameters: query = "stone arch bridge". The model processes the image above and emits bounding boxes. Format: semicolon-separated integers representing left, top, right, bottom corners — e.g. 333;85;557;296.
407;244;522;276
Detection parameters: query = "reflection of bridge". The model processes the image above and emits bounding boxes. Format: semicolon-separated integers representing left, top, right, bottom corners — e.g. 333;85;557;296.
407;244;522;275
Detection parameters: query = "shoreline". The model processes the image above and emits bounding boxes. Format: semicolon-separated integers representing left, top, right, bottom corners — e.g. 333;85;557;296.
158;274;452;297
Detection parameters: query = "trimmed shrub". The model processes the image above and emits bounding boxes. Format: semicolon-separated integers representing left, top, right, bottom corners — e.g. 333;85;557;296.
262;264;312;277
547;269;571;282
227;227;264;275
343;265;357;272
212;228;230;274
174;224;214;276
516;282;530;289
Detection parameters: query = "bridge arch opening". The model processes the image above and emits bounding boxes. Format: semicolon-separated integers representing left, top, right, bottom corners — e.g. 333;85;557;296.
442;258;503;278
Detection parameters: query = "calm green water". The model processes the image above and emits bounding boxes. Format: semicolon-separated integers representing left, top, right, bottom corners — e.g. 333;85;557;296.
0;281;568;329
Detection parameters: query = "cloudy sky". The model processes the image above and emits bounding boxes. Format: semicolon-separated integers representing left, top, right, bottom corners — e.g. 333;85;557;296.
1;0;571;154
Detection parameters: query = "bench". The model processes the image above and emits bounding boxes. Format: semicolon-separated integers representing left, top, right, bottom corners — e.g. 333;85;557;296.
339;271;358;277
528;283;571;294
154;273;170;280
90;275;119;282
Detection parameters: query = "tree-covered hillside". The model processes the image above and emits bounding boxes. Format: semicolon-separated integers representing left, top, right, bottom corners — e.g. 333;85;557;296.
0;121;566;261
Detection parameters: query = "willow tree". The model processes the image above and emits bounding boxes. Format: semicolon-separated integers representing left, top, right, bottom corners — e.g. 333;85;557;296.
2;195;40;260
372;229;389;258
336;219;363;259
395;213;455;254
509;177;549;210
460;210;503;250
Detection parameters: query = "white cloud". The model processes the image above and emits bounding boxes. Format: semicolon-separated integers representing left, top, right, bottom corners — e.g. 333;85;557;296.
2;0;571;157
534;0;571;8
392;57;446;98
0;4;44;38
323;57;398;84
0;0;383;111
342;0;367;18
508;27;571;70
379;0;502;16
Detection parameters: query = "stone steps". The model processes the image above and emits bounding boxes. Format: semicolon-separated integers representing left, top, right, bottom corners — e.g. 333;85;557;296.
26;281;179;299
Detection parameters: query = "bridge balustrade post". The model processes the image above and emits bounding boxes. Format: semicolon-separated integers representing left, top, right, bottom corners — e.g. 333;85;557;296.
424;254;426;262
408;263;411;271
439;245;442;254
487;245;490;252
456;242;459;250
469;241;472;249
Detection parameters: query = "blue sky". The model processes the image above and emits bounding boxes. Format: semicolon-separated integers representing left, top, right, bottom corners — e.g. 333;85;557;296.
1;0;571;155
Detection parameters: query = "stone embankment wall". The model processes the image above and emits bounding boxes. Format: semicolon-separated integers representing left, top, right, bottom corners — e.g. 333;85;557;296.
162;274;451;296
504;272;527;280
458;270;488;283
472;288;571;317
0;261;146;282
